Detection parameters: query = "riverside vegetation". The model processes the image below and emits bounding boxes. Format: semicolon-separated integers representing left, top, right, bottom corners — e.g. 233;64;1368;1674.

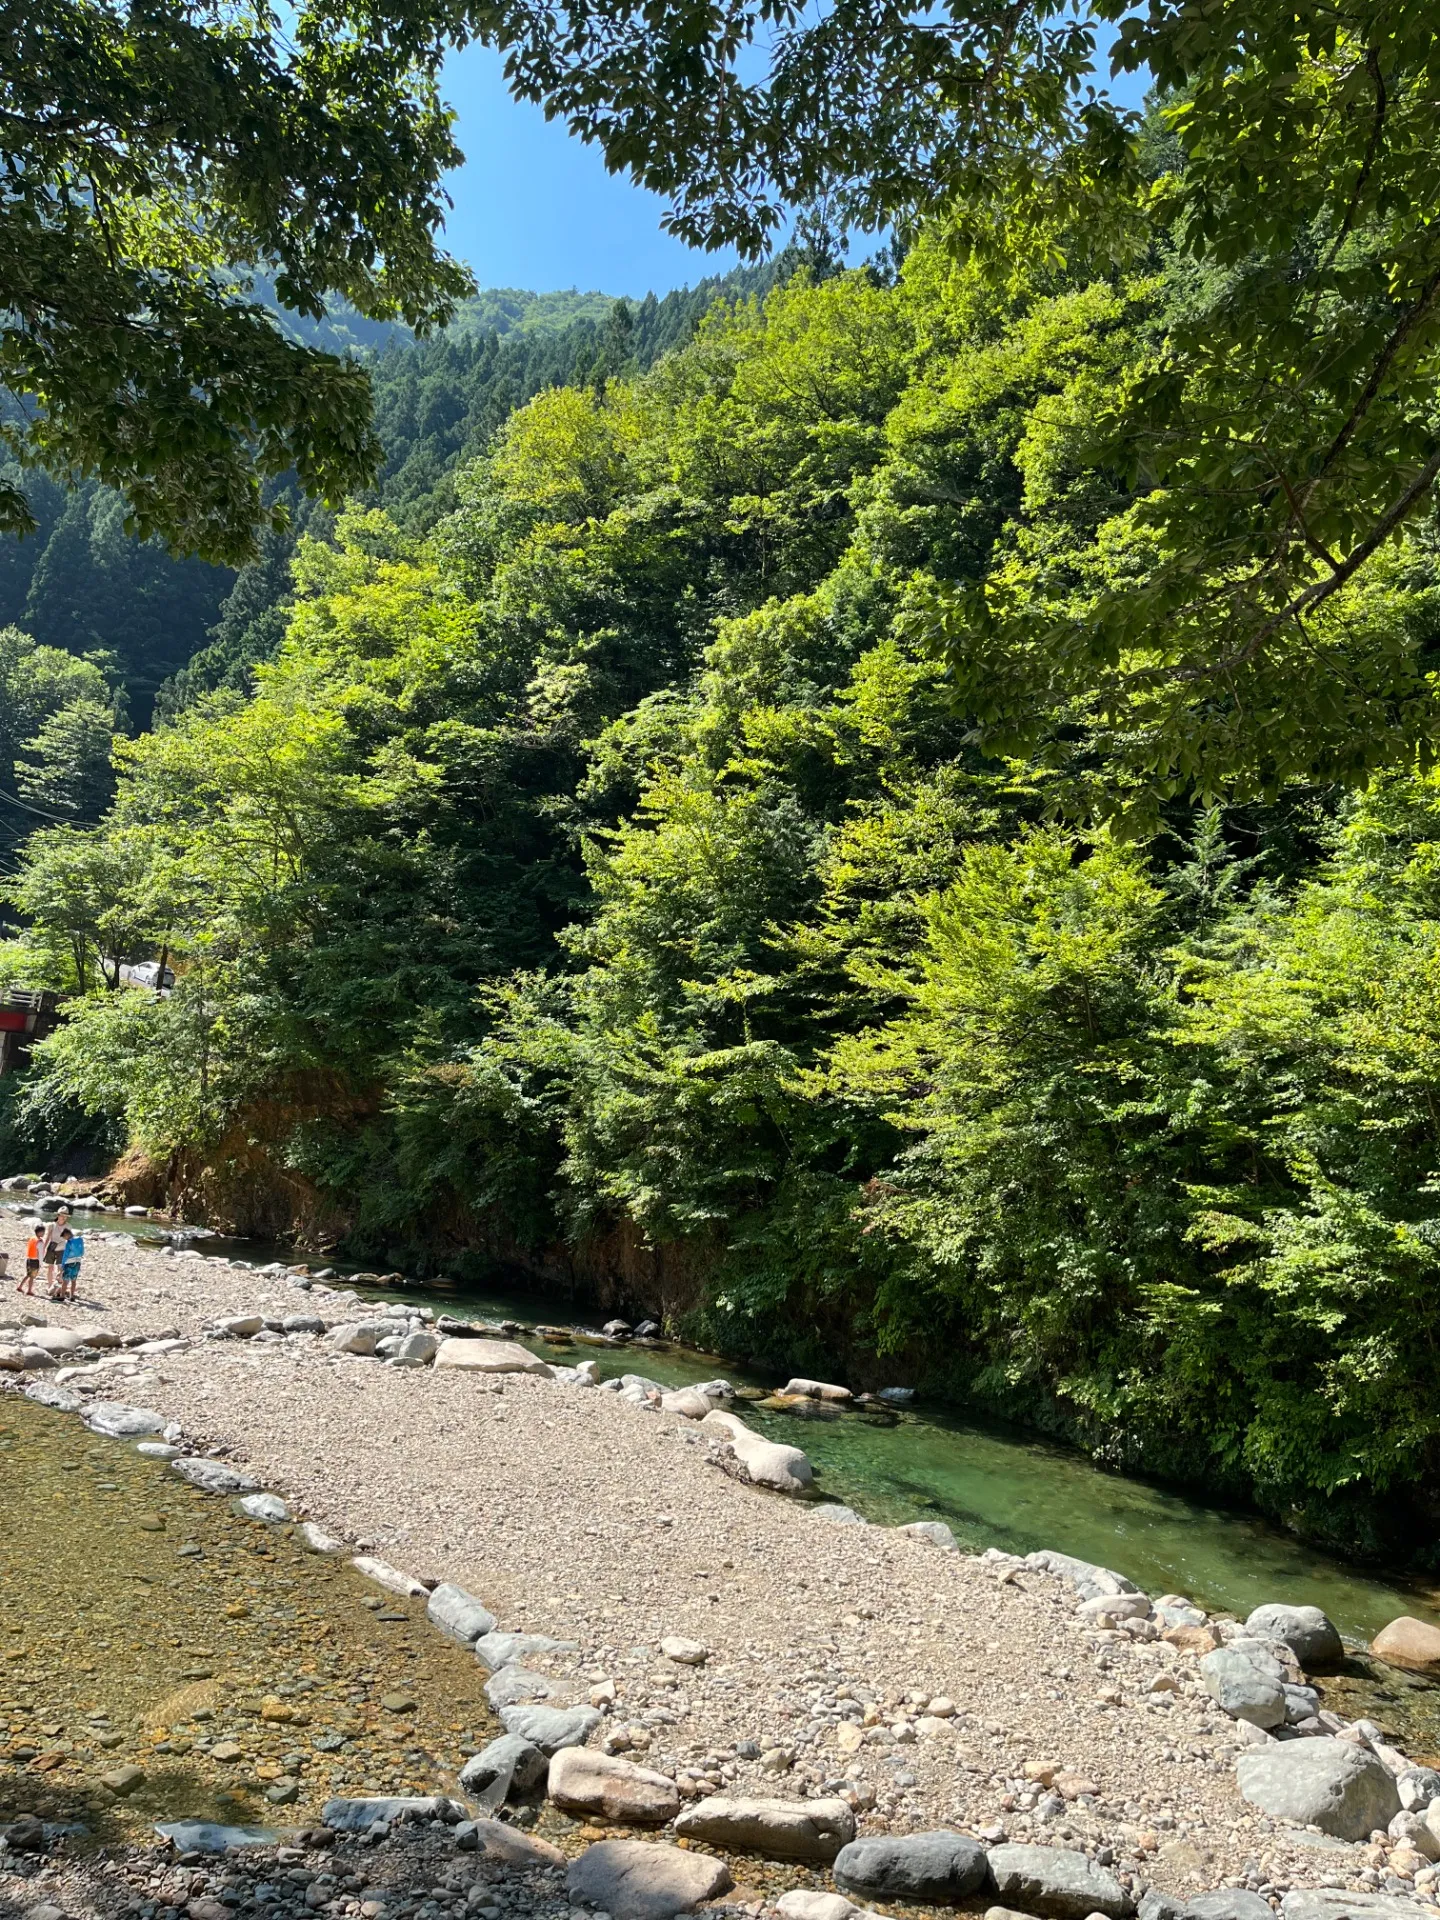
5;235;1440;1561
4;4;1440;1568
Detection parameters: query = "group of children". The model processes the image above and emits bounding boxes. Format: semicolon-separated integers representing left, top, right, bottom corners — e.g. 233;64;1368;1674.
0;1206;85;1302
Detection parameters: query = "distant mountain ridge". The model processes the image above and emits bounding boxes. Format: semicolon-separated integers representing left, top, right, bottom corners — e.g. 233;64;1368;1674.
260;272;777;357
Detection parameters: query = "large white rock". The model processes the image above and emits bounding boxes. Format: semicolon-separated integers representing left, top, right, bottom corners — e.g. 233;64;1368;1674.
699;1409;814;1494
351;1555;426;1598
453;1818;565;1867
498;1702;603;1753
154;1821;278;1853
896;1520;958;1551
391;1330;438;1366
235;1493;290;1523
474;1630;576;1670
458;1734;547;1811
1200;1645;1287;1728
776;1896;858;1920
782;1378;853;1403
566;1840;731;1920
1282;1893;1425;1920
1244;1603;1344;1668
426;1581;496;1643
658;1388;713;1419
85;1402;167;1438
986;1844;1130;1919
433;1338;554;1376
548;1747;680;1824
1236;1738;1401;1839
26;1326;86;1354
321;1796;456;1832
673;1793;854;1861
170;1457;258;1494
297;1521;345;1553
326;1323;380;1355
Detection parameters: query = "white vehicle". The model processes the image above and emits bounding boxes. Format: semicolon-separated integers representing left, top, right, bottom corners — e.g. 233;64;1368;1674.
127;960;176;991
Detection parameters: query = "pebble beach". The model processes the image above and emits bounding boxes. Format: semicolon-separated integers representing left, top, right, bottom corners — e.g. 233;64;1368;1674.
2;1217;1439;1920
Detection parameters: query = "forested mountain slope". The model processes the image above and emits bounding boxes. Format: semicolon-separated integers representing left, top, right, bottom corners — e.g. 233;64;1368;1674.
0;263;781;735
5;238;1439;1560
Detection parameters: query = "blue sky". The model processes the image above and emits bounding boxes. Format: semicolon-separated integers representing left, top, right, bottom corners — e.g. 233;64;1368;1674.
437;44;743;299
436;38;1152;300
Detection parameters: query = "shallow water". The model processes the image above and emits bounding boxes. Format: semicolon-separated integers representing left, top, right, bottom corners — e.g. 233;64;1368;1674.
0;1395;495;1841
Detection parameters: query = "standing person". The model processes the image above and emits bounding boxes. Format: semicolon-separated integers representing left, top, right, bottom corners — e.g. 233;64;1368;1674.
19;1229;40;1295
59;1228;84;1303
41;1207;69;1297
0;1251;8;1290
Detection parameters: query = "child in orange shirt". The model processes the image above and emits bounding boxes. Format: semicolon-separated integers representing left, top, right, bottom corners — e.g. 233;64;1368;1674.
17;1231;40;1294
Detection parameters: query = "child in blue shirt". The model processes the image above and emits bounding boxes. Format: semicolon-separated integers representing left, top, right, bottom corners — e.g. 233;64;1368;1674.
58;1228;84;1303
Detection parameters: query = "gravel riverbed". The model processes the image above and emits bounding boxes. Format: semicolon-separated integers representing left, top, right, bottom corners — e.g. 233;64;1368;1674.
2;1227;1435;1920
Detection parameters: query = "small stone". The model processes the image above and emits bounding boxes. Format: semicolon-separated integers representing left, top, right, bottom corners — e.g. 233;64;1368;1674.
380;1692;415;1713
236;1493;290;1523
100;1764;146;1796
659;1636;708;1665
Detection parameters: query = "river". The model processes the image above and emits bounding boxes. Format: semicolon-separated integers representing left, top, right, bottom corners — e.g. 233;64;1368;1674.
20;1205;1440;1757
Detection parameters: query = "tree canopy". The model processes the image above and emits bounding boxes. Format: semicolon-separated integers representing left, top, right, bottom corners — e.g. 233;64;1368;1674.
0;0;471;564
464;0;1440;809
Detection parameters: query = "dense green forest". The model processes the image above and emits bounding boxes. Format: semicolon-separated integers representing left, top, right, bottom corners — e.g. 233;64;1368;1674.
0;268;777;743
3;213;1440;1560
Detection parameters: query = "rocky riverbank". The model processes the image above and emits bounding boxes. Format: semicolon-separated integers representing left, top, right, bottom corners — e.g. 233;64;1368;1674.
2;1220;1439;1920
